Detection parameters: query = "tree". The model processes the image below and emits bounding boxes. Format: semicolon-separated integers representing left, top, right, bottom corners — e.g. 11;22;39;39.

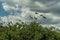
0;22;60;40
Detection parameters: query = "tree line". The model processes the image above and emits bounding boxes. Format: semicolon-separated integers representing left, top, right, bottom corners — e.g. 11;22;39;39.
0;22;60;40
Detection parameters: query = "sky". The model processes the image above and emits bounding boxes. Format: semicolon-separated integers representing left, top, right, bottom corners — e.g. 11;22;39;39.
0;0;60;28
0;1;9;16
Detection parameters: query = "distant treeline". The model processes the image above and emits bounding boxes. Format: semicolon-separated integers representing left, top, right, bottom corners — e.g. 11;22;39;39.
0;22;60;40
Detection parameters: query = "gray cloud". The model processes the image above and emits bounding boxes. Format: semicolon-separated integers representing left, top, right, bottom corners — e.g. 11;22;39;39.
0;0;60;27
28;0;60;16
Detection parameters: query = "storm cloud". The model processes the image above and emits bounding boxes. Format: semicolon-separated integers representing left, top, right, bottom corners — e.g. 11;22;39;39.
0;0;60;27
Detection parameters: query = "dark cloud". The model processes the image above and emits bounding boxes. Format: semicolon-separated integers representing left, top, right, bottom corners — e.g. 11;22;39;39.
28;0;60;16
1;0;60;27
32;0;58;4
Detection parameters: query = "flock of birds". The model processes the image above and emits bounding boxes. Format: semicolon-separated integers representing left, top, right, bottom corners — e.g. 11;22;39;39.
29;12;46;20
0;12;46;25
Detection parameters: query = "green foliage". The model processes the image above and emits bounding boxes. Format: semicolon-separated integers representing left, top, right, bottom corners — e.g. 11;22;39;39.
0;22;60;40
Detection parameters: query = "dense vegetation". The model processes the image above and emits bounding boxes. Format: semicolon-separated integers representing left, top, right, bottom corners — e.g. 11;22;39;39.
0;22;60;40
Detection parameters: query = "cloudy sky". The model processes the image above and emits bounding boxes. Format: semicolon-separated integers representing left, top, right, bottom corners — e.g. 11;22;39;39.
0;0;60;27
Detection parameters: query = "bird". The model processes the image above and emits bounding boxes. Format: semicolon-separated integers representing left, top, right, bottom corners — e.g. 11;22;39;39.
40;15;46;19
43;16;46;19
29;15;33;19
34;17;37;20
35;12;46;19
35;12;38;14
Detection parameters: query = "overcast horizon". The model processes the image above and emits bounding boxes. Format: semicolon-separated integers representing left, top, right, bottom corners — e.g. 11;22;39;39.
0;0;60;28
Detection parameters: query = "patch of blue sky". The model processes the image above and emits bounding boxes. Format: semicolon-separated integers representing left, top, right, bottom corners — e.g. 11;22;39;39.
0;1;10;17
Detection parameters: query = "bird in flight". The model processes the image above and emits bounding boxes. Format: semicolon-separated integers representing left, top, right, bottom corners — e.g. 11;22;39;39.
29;15;33;19
34;17;37;20
35;12;38;14
35;12;46;19
40;15;46;19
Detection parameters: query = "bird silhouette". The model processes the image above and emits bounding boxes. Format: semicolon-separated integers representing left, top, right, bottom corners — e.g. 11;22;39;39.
40;15;46;19
34;17;37;20
35;12;46;19
29;15;33;19
35;12;38;14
